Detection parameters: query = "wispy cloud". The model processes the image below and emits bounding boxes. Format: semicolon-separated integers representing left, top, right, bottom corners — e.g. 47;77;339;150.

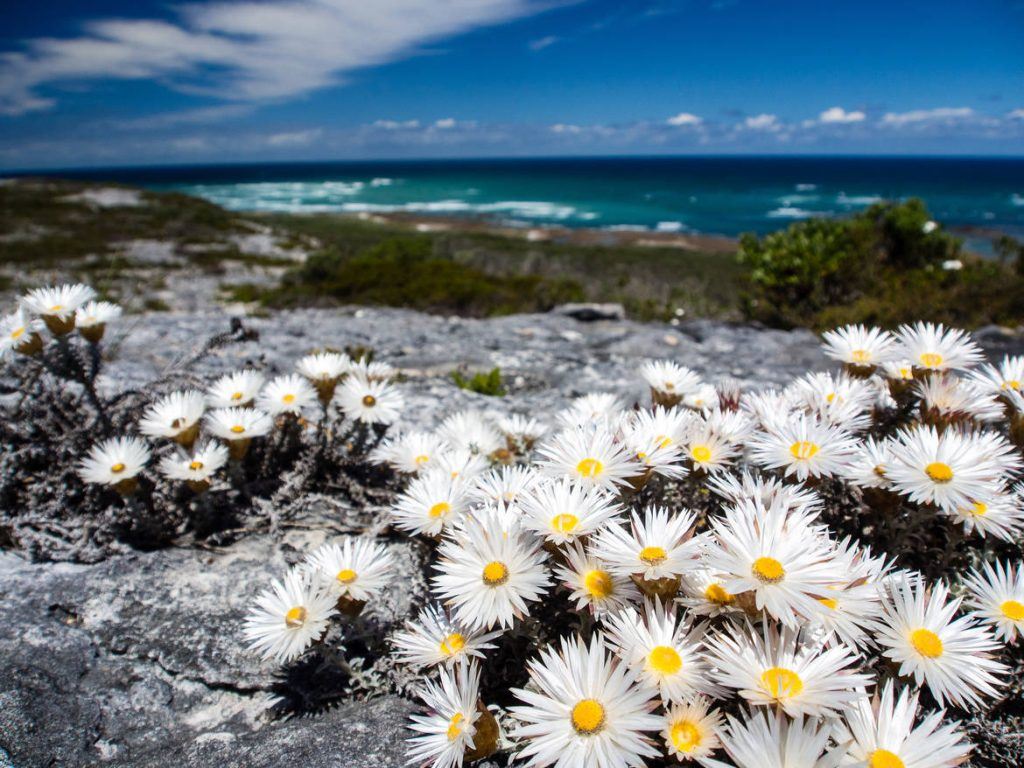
373;119;421;130
881;107;974;126
818;106;865;124
744;113;780;131
1008;108;1024;120
666;112;703;126
529;35;561;50
0;0;559;116
111;104;257;130
266;128;323;147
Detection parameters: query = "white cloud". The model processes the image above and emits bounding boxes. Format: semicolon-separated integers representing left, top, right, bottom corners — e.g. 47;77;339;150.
818;106;865;124
266;128;322;146
0;0;557;116
666;112;702;126
112;104;256;130
881;107;973;126
550;123;582;134
529;35;560;50
372;119;421;130
1008;108;1024;120
744;113;779;131
434;117;457;129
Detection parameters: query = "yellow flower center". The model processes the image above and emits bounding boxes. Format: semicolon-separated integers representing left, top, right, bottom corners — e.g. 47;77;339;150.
690;444;712;463
919;352;944;368
10;326;24;339
648;645;682;675
551;513;579;534
230;424;245;434
924;462;953;483
969;501;987;517
482;561;509;586
898;366;912;379
1002;379;1021;391
110;463;126;474
428;501;451;519
576;457;604;478
761;667;803;699
231;391;244;401
789;441;819;460
873;464;887;477
752;556;785;584
189;460;204;471
639;545;667;565
583;569;614;599
910;628;943;658
49;304;63;312
1000;600;1024;622
869;749;905;768
819;597;839;610
670;721;702;754
284;606;307;628
570;699;605;735
704;583;735;605
850;348;871;363
282;393;296;404
664;381;675;391
414;454;430;466
446;712;465;742
439;633;465;656
657;435;673;449
362;394;377;407
336;568;357;584
826;392;837;404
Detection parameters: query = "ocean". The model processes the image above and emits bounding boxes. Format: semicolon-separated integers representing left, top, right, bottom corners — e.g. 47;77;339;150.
47;156;1024;246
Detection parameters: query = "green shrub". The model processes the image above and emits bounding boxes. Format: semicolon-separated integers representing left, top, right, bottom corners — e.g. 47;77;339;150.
451;367;506;397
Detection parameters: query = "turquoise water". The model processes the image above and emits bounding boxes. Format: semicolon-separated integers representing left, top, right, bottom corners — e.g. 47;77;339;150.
54;156;1024;242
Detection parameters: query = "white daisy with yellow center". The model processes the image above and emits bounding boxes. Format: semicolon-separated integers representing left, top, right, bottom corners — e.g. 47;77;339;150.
0;308;45;360
536;425;643;491
370;430;449;475
242;568;337;663
306;537;393;602
591;506;701;582
509;634;662;768
604;600;722;704
837;680;972;768
138;390;207;441
519;477;622;545
964;560;1024;645
336;374;405;425
296;351;350;383
206;369;265;409
682;423;738;473
21;282;96;333
391;469;469;537
896;321;983;373
256;373;318;417
661;696;723;763
77;435;152;487
874;572;1006;708
943;488;1024;542
407;659;494;768
677;569;743;618
640;360;702;403
844;437;895;490
749;413;859;481
204;406;273;441
706;624;869;719
821;323;898;370
915;373;1003;425
469;465;543;507
437;410;505;456
968;354;1024;397
716;710;836;768
158;441;229;483
553;541;641;616
432;508;551;630
392;604;503;670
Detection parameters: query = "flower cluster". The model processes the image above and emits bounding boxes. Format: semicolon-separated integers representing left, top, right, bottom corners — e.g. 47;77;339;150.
231;317;1024;767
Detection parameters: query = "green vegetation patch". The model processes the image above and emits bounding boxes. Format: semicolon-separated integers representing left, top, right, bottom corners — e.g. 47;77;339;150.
451;367;506;397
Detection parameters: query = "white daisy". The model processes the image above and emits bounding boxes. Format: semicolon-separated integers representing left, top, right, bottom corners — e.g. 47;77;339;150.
677;569;744;619
241;568;337;663
204;407;273;459
435;449;491;484
371;430;448;475
837;680;972;768
206;370;265;408
21;283;96;334
437;411;504;456
749;414;859;481
558;393;627;430
592;506;701;590
509;634;662;768
895;322;983;373
703;407;756;445
138;390;206;445
844;437;894;490
661;696;723;763
519;478;623;545
885;426;1007;513
968;354;1024;397
469;465;543;506
392;469;470;538
553;541;641;616
407;659;497;768
941;487;1024;541
0;308;45;359
536;426;643;491
821;324;898;372
306;538;393;607
963;560;1024;644
74;300;122;343
604;599;722;704
158;441;229;489
682;422;739;473
705;497;842;628
915;374;1003;426
623;417;688;482
348;357;395;382
708;471;823;517
296;351;350;402
78;436;151;492
257;373;318;417
873;572;1006;708
496;413;548;450
641;360;702;406
705;623;870;719
336;375;404;425
432;508;551;631
392;604;503;669
789;371;876;432
716;710;841;768
683;383;719;412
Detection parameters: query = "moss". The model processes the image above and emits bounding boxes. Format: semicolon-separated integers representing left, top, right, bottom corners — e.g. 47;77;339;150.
451;367;506;397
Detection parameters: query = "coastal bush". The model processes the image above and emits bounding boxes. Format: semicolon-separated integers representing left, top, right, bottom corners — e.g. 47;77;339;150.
738;199;1023;330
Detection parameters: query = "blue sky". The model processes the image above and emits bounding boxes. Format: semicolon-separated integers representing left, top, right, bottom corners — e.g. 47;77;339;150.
1;0;1022;169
